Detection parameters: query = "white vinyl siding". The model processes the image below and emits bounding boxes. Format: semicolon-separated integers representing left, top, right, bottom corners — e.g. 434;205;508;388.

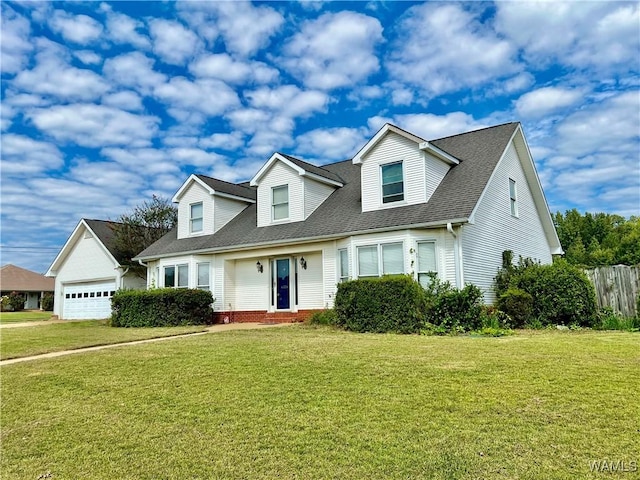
381;162;404;204
304;177;336;219
256;161;303;227
214;196;249;233
177;182;212;239
297;252;324;309
190;202;203;233
272;185;289;221
234;258;269;311
461;140;553;303
425;153;452;202
360;132;430;212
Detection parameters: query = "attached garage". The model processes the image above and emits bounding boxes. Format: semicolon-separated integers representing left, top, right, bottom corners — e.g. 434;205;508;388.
46;219;147;320
62;281;116;320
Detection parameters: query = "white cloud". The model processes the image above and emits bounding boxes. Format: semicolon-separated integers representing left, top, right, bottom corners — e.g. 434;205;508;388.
199;131;245;150
102;91;144;111
13;40;110;101
104;9;150;49
245;85;329;118
179;1;284;57
101;147;180;176
27;104;160;148
74;50;102;65
149;18;201;66
0;134;64;175
389;112;487;140
169;148;226;167
103;52;167;95
49;10;103;44
189;53;279;84
281;11;383;90
296;127;367;160
387;3;520;98
0;5;33;74
154;77;240;119
495;2;640;71
515;87;583;118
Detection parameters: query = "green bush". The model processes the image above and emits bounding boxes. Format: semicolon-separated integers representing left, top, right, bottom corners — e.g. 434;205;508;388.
495;255;598;327
594;307;640;331
424;277;484;333
110;288;214;327
306;309;337;326
497;287;533;328
6;292;25;312
334;276;427;334
41;293;54;311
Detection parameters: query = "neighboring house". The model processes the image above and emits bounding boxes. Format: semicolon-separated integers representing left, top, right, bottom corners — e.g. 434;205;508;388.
135;122;562;323
46;219;146;320
0;264;54;310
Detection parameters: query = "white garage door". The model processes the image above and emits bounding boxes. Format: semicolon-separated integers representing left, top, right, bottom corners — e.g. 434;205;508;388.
62;281;116;320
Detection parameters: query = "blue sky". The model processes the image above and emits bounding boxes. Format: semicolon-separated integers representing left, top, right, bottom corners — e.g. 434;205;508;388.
1;1;639;273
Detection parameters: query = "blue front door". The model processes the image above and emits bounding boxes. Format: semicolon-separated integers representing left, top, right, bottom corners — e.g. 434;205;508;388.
276;259;290;310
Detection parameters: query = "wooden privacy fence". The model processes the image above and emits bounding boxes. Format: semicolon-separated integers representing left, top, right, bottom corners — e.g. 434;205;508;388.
584;266;639;318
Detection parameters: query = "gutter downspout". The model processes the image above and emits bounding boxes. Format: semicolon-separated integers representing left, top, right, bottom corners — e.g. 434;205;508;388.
447;223;464;289
137;259;150;288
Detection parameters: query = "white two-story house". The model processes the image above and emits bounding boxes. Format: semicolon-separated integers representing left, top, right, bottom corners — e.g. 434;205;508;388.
135;122;562;323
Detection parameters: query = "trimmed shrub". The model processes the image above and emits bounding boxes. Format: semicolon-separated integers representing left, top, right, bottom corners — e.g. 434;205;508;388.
495;255;598;327
41;293;54;311
497;287;533;328
110;288;214;327
334;275;427;334
424;277;484;333
307;309;337;326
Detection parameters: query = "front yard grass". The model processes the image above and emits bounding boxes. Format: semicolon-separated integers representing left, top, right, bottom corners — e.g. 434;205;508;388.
0;311;52;324
1;327;638;479
0;320;206;360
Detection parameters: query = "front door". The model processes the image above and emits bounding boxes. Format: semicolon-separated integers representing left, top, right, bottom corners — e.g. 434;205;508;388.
275;258;290;310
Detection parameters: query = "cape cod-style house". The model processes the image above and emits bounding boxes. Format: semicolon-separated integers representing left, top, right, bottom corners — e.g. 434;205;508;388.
135;122;562;323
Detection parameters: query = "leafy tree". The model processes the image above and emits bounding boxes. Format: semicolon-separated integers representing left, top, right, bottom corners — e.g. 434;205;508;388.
554;209;640;267
112;195;177;278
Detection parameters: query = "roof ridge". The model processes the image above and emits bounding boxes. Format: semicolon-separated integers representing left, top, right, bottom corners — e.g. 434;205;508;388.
430;121;519;142
195;174;255;190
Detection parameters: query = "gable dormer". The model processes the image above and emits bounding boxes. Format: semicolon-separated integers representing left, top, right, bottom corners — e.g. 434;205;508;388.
173;174;255;239
250;153;343;228
353;124;459;213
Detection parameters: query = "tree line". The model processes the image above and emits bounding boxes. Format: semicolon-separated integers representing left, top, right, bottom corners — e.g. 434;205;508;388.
553;209;640;267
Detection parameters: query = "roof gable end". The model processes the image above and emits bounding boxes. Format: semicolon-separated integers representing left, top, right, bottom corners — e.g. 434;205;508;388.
250;153;343;187
352;123;425;164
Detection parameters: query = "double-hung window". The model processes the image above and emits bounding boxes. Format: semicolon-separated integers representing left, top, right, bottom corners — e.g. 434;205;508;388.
381;162;404;204
164;264;189;288
190;202;203;233
357;243;405;278
416;241;437;288
509;179;518;217
197;263;210;290
272;185;289;221
338;249;349;282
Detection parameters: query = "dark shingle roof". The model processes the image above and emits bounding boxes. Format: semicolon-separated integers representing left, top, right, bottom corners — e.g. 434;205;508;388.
84;219;123;263
278;153;345;184
195;175;256;201
136;122;520;259
1;264;54;291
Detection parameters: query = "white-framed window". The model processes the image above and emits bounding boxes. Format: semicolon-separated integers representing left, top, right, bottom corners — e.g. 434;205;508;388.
190;202;203;232
382;243;404;274
416;241;437;288
197;262;210;290
381;161;404;204
509;178;518;217
338;248;349;282
164;264;189;288
357;242;405;278
272;185;289;221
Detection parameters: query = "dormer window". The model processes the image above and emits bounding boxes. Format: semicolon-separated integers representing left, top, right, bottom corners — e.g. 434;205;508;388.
272;185;289;221
190;202;203;232
381;162;404;204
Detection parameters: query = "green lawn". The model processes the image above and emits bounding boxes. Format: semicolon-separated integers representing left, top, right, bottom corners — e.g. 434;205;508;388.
0;310;52;324
0;320;206;360
1;327;638;479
